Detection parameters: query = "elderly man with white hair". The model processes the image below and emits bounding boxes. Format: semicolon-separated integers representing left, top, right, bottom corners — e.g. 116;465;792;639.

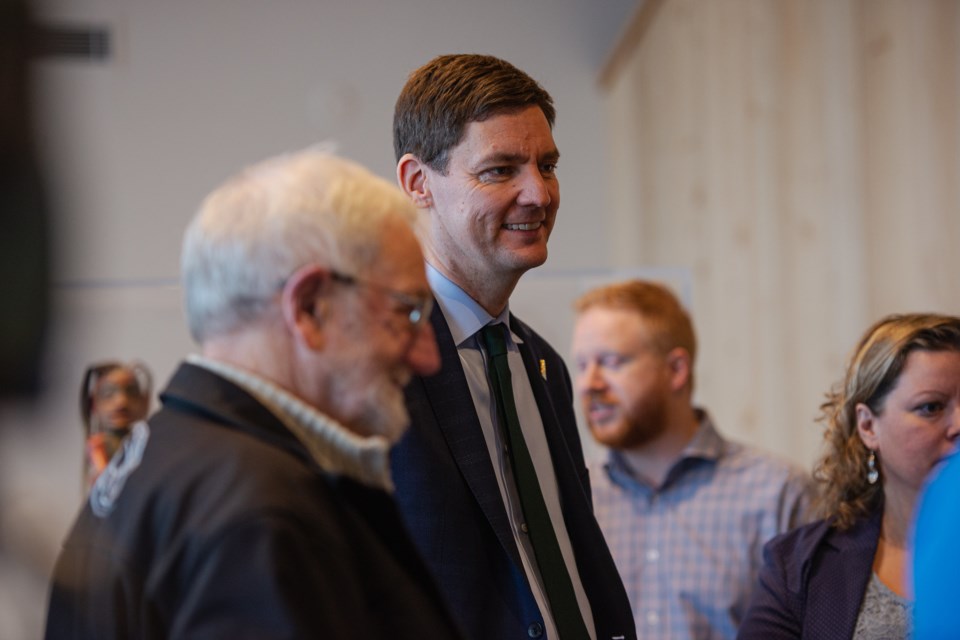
45;148;464;639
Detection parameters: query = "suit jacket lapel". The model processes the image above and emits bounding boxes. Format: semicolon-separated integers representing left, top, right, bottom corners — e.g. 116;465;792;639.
794;512;882;638
422;306;523;568
808;511;881;639
510;314;591;526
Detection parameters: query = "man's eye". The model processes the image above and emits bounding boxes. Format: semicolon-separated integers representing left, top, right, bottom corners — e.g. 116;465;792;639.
540;163;558;175
481;167;514;180
600;355;624;369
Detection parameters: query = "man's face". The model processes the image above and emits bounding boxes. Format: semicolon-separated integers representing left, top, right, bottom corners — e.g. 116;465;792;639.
322;220;439;443
421;105;560;292
571;307;674;450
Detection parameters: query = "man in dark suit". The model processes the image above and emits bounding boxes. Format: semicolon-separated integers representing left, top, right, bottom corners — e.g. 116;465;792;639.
45;149;464;639
393;54;636;640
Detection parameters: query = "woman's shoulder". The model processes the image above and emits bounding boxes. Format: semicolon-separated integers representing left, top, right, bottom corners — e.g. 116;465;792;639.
764;517;834;562
767;509;880;559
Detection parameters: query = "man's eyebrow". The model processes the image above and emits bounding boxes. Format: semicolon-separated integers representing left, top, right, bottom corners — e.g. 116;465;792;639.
478;152;526;165
478;149;561;165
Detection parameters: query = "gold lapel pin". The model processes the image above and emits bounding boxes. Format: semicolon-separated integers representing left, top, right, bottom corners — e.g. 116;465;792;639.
539;359;547;380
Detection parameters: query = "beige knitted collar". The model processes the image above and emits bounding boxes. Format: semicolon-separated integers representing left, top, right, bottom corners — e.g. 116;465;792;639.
186;354;393;491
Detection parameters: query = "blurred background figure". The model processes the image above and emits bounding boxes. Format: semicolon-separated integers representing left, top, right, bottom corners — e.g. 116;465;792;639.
0;1;54;638
0;0;50;398
79;360;152;487
572;279;813;639
738;314;960;640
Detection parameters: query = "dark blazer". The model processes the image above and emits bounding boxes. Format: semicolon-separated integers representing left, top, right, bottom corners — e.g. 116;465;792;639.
736;509;883;640
391;306;636;640
47;363;464;639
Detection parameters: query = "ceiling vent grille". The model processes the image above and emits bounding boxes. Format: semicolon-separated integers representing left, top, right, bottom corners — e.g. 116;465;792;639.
33;23;111;61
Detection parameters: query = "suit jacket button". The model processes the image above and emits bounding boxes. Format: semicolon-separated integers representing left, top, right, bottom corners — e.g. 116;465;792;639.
527;622;544;638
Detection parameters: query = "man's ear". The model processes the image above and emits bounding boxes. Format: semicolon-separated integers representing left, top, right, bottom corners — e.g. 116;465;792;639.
280;264;329;350
397;153;432;208
666;347;692;393
855;402;879;450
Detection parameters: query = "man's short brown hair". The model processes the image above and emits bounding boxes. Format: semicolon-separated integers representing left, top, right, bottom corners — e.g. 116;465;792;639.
574;279;697;365
393;54;555;173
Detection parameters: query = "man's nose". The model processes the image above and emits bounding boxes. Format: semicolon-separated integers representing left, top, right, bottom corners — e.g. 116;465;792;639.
406;321;441;376
577;362;604;393
516;166;552;208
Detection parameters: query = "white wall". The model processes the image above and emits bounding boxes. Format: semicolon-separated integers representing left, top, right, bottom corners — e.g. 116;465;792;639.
1;1;637;635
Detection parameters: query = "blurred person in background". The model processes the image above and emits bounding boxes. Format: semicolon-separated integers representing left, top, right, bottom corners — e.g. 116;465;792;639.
0;1;52;638
79;360;152;488
0;0;49;397
572;279;813;639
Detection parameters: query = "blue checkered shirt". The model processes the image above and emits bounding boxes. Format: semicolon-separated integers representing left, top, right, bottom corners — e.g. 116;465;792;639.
590;410;813;640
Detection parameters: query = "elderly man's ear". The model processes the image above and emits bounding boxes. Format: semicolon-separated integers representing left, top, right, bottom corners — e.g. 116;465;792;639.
396;154;433;208
281;264;330;350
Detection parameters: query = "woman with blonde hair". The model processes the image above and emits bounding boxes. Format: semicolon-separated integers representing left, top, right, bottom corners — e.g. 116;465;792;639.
738;313;960;639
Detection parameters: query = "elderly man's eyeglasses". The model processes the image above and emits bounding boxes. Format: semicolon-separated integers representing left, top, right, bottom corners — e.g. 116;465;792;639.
330;270;433;328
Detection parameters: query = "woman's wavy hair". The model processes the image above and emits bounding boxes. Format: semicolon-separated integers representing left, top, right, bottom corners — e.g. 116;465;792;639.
814;313;960;529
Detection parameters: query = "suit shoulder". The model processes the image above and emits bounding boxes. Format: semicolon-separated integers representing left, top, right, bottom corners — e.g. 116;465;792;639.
139;409;333;528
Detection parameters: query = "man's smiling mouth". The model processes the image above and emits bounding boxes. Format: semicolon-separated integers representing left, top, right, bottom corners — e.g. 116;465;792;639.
503;222;542;231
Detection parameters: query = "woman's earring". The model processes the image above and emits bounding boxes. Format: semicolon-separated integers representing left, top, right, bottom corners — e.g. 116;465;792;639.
867;451;879;485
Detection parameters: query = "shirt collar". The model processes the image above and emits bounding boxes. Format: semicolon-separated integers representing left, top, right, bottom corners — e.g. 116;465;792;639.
681;408;726;461
186;354;394;491
606;408;726;490
427;263;522;347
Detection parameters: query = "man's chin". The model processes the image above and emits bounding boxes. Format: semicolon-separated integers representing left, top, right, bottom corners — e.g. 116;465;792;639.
588;422;628;449
515;251;548;272
498;243;548;272
366;396;411;444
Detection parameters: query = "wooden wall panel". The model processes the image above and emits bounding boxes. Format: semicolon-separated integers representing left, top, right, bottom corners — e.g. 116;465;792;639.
604;0;960;467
